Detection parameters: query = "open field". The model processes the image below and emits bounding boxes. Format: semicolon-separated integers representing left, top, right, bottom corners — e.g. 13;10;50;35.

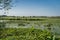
0;16;60;40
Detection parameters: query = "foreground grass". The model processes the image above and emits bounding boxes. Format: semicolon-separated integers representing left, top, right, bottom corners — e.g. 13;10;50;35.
0;27;57;40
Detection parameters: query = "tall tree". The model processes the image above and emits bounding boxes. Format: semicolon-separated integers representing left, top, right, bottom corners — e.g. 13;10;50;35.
0;0;13;15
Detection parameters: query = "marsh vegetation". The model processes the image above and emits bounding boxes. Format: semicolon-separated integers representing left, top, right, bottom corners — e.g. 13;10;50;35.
0;16;60;40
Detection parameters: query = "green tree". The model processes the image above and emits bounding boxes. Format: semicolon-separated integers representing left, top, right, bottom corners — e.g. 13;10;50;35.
0;0;13;15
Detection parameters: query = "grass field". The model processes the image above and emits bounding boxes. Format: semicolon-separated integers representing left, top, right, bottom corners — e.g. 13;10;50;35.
0;16;60;40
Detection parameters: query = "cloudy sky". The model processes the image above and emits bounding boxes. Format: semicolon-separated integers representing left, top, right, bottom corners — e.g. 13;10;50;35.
0;0;60;16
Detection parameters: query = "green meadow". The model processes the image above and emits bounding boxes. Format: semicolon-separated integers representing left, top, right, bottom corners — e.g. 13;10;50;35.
0;16;60;40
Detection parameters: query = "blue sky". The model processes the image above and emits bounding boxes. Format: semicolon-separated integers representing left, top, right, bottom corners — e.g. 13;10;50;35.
0;0;60;16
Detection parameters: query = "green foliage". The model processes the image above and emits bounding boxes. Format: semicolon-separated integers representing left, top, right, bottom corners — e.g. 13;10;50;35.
0;22;6;28
0;0;12;10
0;16;60;40
0;0;13;14
0;28;53;40
0;0;2;3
